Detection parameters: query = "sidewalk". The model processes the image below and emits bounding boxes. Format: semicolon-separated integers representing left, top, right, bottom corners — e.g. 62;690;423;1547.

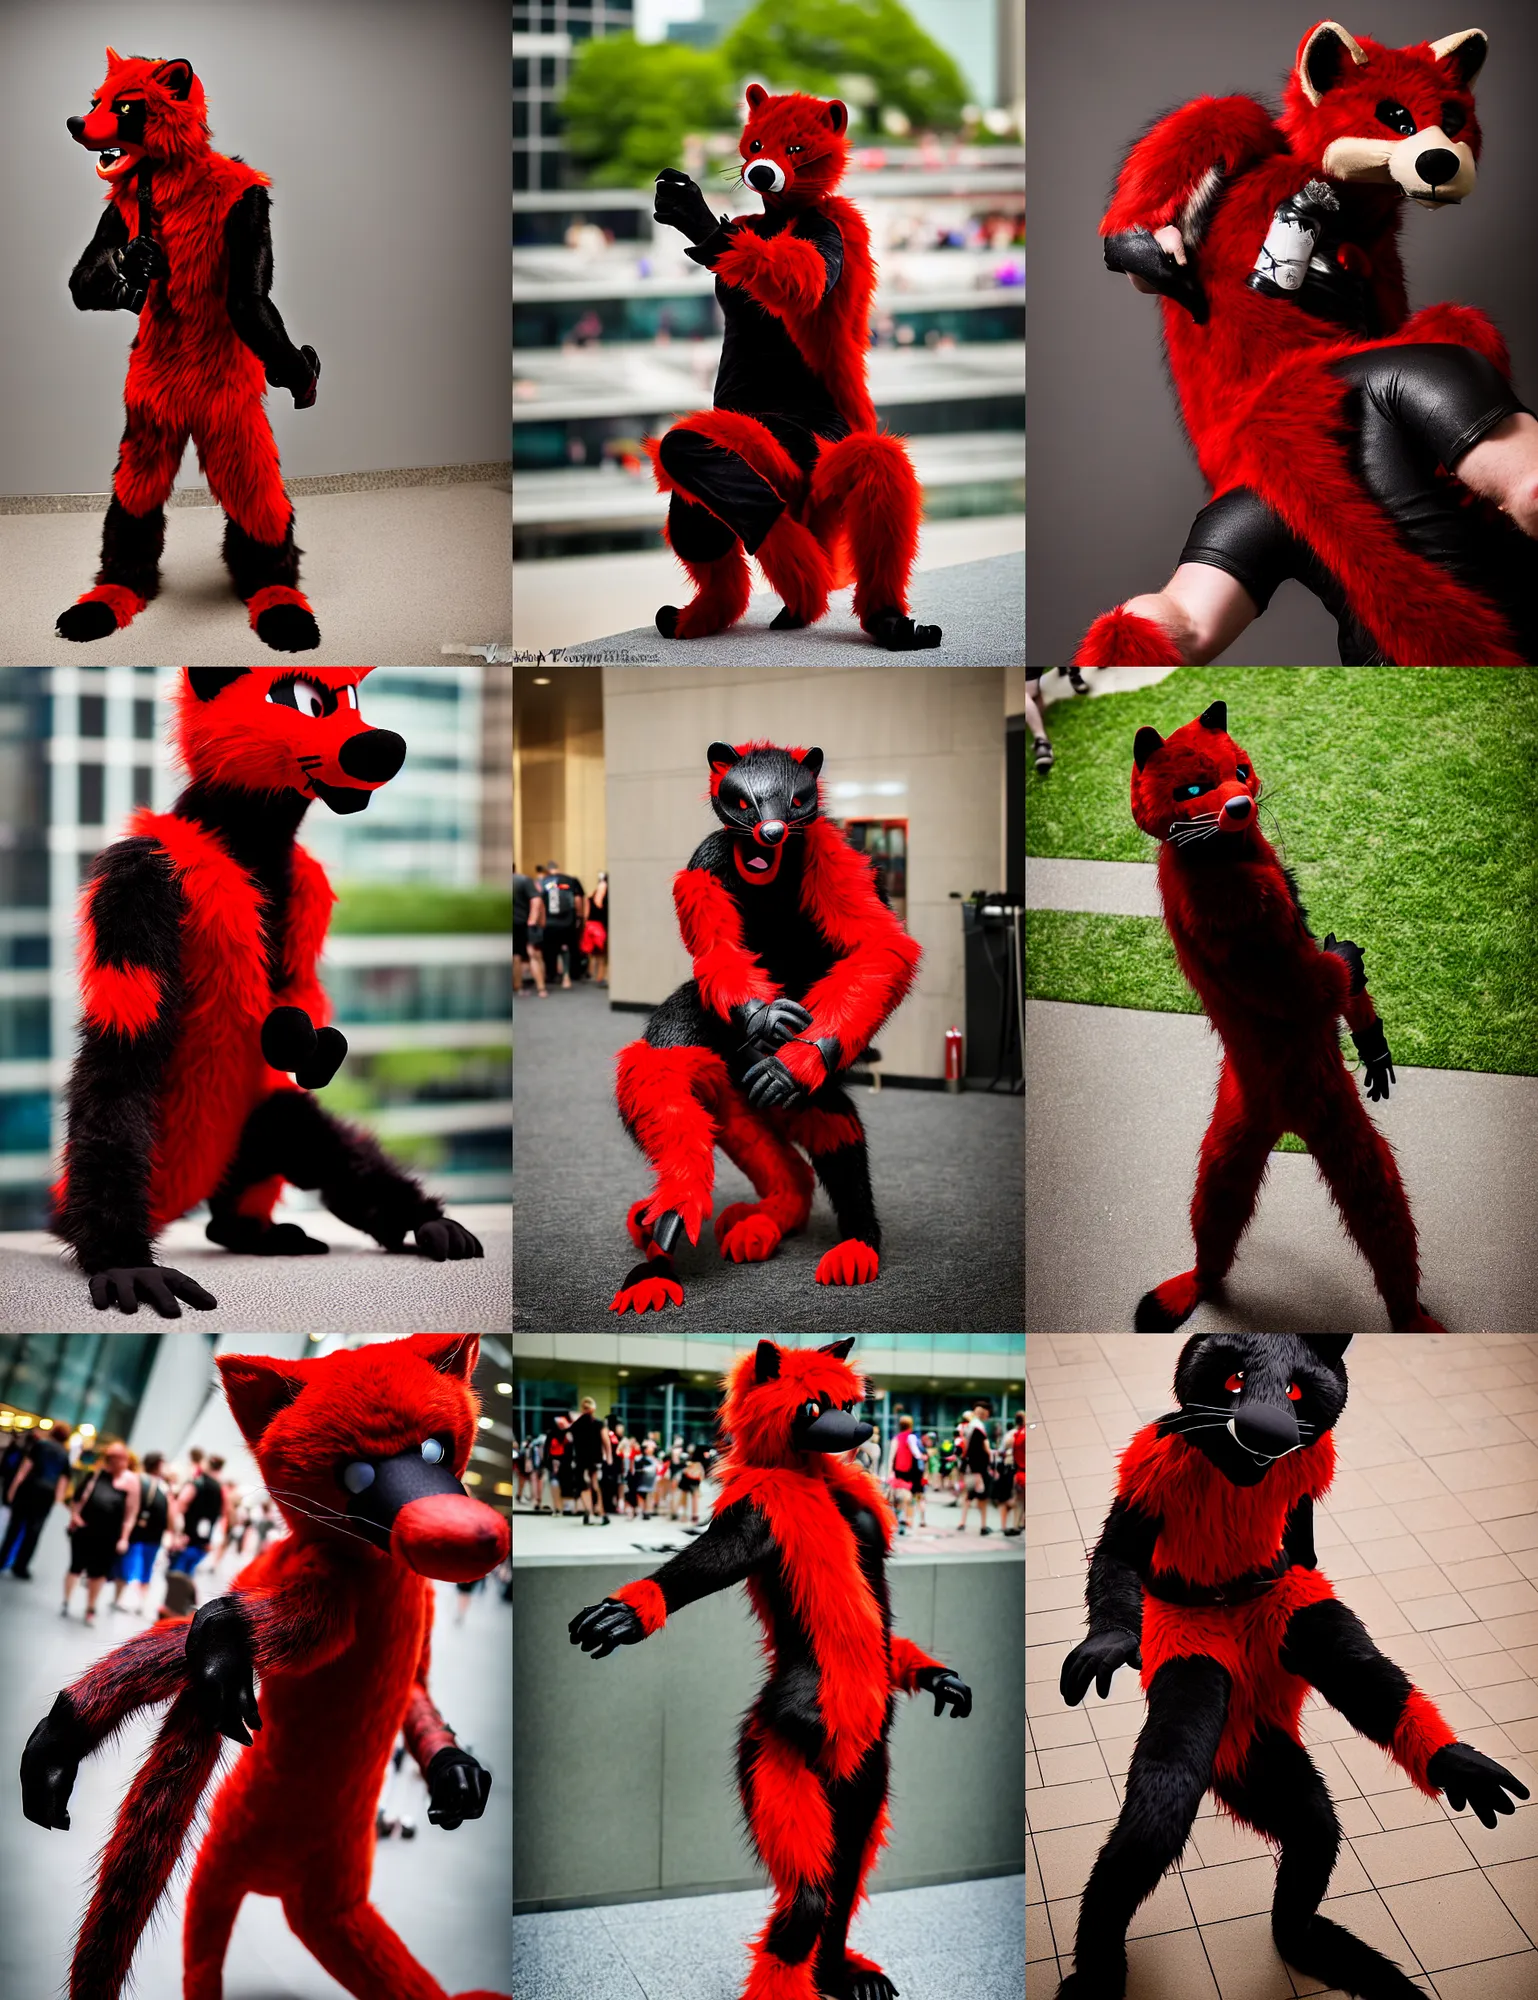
1025;999;1538;1332
1027;1334;1538;1999
1025;856;1161;917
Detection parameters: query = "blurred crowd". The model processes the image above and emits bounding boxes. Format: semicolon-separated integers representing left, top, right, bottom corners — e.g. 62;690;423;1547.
514;861;608;997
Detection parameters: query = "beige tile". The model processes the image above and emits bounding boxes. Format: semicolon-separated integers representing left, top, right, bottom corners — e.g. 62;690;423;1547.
1311;1888;1427;1978
1486;1612;1538;1651
1307;1740;1362;1800
1488;1516;1538;1555
1027;1835;1043;1905
1182;1855;1278;1925
1026;1898;1056;1964
1029;1572;1095;1613
1124;1924;1219;1999
1186;1812;1274;1870
1027;1640;1065;1682
1368;1460;1454;1504
1471;1482;1538;1524
1419;1449;1504;1495
1427;1950;1538;1999
1037;1741;1110;1787
1406;1593;1479;1633
1030;1775;1123;1832
1385;1565;1458;1603
1415;1524;1503;1565
1464;1580;1538;1622
1352;1534;1434;1575
1351;1819;1479;1887
1474;1681;1538;1726
1033;1820;1115;1902
1334;1504;1412;1543
1029;1605;1095;1647
1046;1869;1196;1950
1336;1794;1382;1838
1429;1621;1503;1660
1025;1962;1061;1998
1408;1659;1461;1698
1501;1716;1538;1754
1045;1540;1095;1578
1397;1493;1477;1533
1513;1645;1538;1677
1448;1801;1538;1865
1381;1867;1530;1971
1444;1650;1520;1690
1333;1737;1412;1796
1320;1839;1372;1897
1030;1707;1096;1751
1439;1553;1523;1593
1371;1786;1449;1830
1513;1548;1538;1584
1195;1912;1295;1998
1484;1857;1538;1949
1434;1690;1496;1732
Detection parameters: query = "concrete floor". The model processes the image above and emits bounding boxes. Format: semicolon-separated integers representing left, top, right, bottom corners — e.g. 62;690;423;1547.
0;1512;511;1999
545;552;1024;666
1025;856;1162;917
0;482;511;666
0;1201;511;1335
1025;999;1538;1333
514;1872;1025;2000
514;983;1023;1333
1027;1334;1538;1999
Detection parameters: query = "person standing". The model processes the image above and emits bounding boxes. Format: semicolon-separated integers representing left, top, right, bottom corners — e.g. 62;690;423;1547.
888;1415;922;1535
537;860;586;990
113;1448;170;1611
956;1403;995;1537
2;1422;73;1578
678;1441;706;1525
1004;1411;1027;1536
569;1396;611;1526
584;871;609;986
514;866;548;999
64;1439;140;1625
168;1447;227;1585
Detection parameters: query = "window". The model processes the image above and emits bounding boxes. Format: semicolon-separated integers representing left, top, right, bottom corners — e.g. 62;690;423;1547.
79;694;106;738
569;16;590;35
513;57;529;89
133;699;154;740
539;56;557;87
514;150;530;192
0;1092;51;1153
7;937;48;969
0;1001;49;1060
540;100;563;137
79;764;105;825
132;765;153;809
514;100;529;139
844;820;907;921
540;153;562;190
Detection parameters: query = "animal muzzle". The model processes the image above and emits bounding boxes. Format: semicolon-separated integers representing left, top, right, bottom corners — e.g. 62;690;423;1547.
1221;794;1253;827
309;727;406;813
792;1408;873;1454
745;159;787;194
754;819;787;847
1229;1402;1299;1458
1322;128;1476;205
392;1492;510;1582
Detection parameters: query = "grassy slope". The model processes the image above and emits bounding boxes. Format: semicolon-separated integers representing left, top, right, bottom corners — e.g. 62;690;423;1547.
1025;668;1538;1077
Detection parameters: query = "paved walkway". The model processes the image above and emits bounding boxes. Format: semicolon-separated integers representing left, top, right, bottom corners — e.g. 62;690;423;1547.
1026;856;1161;917
0;1203;510;1335
1037;665;1181;703
1026;1000;1538;1333
516;1872;1025;2000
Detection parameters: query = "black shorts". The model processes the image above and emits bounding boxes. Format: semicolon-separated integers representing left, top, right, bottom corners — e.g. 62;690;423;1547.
69;1526;119;1580
514;923;529;958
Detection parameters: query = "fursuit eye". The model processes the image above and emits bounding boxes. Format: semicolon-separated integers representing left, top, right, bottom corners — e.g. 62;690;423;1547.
1235;765;1250;781
1441;103;1466;137
420;1438;445;1464
342;685;359;710
802;1401;820;1421
1287;1383;1302;1401
1179;783;1204;799
1225;1372;1245;1393
1376;99;1417;137
749;140;762;152
268;675;330;719
788;145;803;154
342;1461;375;1494
115;101;133;115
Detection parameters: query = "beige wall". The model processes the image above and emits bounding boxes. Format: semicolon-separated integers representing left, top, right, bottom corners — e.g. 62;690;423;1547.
513;668;606;893
603;667;1007;1079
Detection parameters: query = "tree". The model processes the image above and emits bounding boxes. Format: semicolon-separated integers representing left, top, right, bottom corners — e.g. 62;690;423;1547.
562;35;737;188
722;0;969;136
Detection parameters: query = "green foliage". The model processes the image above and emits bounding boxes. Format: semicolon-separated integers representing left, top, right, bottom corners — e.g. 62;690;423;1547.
331;884;513;935
723;0;970;134
561;35;738;187
1024;668;1538;1076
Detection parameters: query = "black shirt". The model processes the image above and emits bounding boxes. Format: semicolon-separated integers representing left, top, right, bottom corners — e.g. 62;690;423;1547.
570;1412;606;1469
513;873;536;925
539;873;584;929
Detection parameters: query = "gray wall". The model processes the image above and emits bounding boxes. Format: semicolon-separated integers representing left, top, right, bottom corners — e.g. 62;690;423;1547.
0;0;509;496
1026;0;1538;664
514;1557;1024;1910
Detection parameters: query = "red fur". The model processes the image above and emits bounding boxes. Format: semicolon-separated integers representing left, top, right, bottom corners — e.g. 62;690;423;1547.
614;1576;668;1634
70;581;148;630
1091;29;1525;662
1074;606;1185;667
1393;1687;1458;1795
674;865;780;1015
889;1634;946;1694
794;818;922;1057
80;946;162;1036
1132;710;1432;1327
54;1336;510;2000
651;408;808;505
814;1240;880;1286
614;1041;731;1245
715;226;832;318
753;512;834;625
782;1106;864;1154
807;431;923;619
658;540;753;639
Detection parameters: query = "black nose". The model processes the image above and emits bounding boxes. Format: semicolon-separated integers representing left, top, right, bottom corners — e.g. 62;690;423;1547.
746;164;777;190
758;819;786;846
1232;1401;1299;1456
1416;148;1460;187
338;728;406;783
1223;794;1252;822
68;116;87;142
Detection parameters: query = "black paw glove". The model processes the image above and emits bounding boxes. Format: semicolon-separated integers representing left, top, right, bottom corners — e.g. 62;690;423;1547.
1060;1630;1142;1706
88;1266;218;1318
654;168;722;245
1322;932;1367;994
915;1666;973;1719
20;1694;86;1831
291;344;320;410
261;1006;347;1088
1103;226;1208;323
1350;1016;1395;1102
116;232;168;301
413;1216;484;1261
425;1745;492;1829
568;1599;646;1659
187;1597;263;1747
1427;1741;1531;1828
741;1052;808;1111
732;997;813;1050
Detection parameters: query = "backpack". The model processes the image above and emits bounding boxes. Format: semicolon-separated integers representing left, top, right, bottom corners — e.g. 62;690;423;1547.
893;1431;914;1475
542;876;573;923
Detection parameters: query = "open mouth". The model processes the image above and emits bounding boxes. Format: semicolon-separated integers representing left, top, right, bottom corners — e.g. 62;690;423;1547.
95;146;140;182
733;842;784;885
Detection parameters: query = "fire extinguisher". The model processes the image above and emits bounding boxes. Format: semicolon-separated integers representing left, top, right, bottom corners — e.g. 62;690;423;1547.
944;1025;963;1093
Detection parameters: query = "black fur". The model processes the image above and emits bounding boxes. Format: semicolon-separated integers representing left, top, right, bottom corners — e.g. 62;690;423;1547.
223;186;314;390
1280;1596;1414;1747
97;495;167;598
68;201;132;311
222;509;302;598
668;491;737;563
1155;1333;1350;1487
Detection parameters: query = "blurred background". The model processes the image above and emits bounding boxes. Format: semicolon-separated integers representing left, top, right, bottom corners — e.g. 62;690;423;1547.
513;0;1025;651
0;667;513;1239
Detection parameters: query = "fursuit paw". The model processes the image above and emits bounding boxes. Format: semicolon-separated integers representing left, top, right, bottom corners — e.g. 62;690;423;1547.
254;601;321;652
187;1597;262;1746
56;599;121;642
205;1215;329;1256
1393;1305;1447;1331
1428;1741;1531;1827
261;1005;347;1087
716;1207;784;1262
1055;1965;1127;2000
569;1598;647;1658
818;1962;899;2000
88;1266;218;1318
426;1745;492;1828
1133;1269;1202;1331
862;607;941;650
610;1256;684;1313
771;605;809;630
20;1697;84;1830
413;1217;484;1261
815;1238;880;1286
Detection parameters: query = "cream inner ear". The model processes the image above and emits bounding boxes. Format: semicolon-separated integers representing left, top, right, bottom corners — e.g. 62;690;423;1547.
1299;20;1369;106
1321;135;1396;180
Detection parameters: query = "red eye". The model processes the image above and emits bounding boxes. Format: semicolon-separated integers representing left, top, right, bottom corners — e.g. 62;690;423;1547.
1287;1384;1302;1401
1225;1373;1243;1393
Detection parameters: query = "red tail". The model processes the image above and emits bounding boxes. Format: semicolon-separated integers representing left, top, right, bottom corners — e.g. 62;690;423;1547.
1075;607;1186;665
70;1687;224;2000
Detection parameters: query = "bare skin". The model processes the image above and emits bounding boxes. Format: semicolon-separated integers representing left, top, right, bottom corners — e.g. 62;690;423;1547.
1124;230;1538;660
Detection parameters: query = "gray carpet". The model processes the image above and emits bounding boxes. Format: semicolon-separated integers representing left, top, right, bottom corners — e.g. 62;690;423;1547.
512;1875;1025;2000
514;984;1023;1331
553;553;1024;666
0;482;510;665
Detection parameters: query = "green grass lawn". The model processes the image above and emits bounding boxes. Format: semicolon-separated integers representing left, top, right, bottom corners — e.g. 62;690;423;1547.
1025;668;1538;1077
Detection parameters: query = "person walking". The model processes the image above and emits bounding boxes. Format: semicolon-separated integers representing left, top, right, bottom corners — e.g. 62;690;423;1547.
635;1436;659;1518
514;866;548;998
168;1447;227;1586
888;1415;922;1535
1004;1411;1027;1536
113;1448;170;1612
2;1422;73;1578
537;861;586;989
64;1439;140;1625
569;1397;611;1526
678;1441;706;1525
584;871;609;986
546;1416;571;1516
956;1403;995;1537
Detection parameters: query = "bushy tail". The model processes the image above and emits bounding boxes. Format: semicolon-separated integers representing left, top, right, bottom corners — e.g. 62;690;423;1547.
1074;606;1186;665
70;1686;224;2000
1276;1910;1422;1999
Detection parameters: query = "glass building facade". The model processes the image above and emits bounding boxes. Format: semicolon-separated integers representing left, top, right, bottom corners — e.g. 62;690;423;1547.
513;0;636;193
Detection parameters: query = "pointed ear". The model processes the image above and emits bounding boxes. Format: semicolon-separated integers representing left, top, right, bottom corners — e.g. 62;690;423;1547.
800;747;824;777
1429;27;1487;86
106;44;124;65
1133;725;1164;770
1303;1336;1353;1368
1298;21;1368;106
218;1354;307;1449
826;100;848;135
153;58;196;101
409;1334;480;1381
186;669;250;702
754;1340;781;1383
1198;701;1228;733
818;1338;855;1360
707;741;739;774
745;83;769;112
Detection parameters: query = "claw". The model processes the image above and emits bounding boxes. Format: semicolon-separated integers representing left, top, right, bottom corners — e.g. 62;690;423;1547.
814;1239;880;1286
610;1274;683;1313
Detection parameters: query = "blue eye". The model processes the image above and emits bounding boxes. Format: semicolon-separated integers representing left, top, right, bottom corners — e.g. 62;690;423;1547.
1179;784;1204;799
420;1438;444;1464
342;1461;375;1493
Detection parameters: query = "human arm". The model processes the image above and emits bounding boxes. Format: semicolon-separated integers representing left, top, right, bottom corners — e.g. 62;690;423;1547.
223;185;319;407
402;1628;492;1829
569;1497;773;1654
673;835;780;1019
703;211;845;319
117;1475;141;1553
1059;1493;1156;1705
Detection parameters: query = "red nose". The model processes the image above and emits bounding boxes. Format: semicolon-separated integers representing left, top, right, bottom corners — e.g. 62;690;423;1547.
391;1494;509;1582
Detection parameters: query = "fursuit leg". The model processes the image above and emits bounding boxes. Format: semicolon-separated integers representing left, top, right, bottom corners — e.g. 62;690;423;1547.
809;432;940;650
57;405;186;640
1135;1058;1277;1331
785;1087;881;1286
737;1715;831;2000
1215;1727;1421;1999
654;423;801;636
280;1887;451;2000
206;1163;328;1257
712;1086;815;1262
196;404;319;653
612;1037;729;1310
1297;1072;1442;1331
182;1823;249;2000
1058;1657;1230;1999
659;493;753;640
814;1739;895;2000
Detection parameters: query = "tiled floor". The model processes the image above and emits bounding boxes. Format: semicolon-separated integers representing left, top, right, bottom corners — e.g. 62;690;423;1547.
1026;1336;1538;1999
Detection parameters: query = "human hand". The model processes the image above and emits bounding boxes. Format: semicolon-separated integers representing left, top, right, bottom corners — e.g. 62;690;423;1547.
653;168;720;245
1060;1629;1142;1705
